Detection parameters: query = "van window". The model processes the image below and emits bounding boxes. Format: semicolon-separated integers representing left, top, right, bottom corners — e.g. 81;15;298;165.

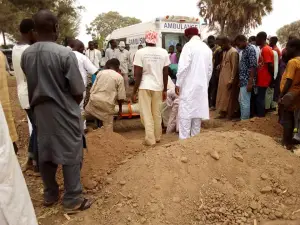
162;33;187;50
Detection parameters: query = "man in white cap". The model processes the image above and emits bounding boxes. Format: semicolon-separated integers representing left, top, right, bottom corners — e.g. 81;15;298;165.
176;27;213;140
118;41;131;92
132;31;170;146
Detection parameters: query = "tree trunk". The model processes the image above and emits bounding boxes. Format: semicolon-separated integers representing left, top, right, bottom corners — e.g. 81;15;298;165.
2;31;7;46
220;20;226;35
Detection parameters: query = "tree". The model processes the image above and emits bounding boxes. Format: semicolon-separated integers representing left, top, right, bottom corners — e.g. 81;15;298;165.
198;0;273;37
0;0;83;44
86;11;141;42
277;20;300;46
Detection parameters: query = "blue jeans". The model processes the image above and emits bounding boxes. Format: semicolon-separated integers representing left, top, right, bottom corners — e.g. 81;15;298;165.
239;86;252;120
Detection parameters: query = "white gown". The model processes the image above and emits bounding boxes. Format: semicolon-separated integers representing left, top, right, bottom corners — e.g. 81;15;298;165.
176;36;213;139
0;103;38;225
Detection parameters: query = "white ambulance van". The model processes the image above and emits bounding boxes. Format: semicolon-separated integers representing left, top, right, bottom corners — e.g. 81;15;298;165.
105;16;201;53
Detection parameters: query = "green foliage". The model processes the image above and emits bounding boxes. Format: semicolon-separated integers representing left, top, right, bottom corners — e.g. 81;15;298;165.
198;0;273;37
0;0;83;44
86;11;141;43
277;20;300;46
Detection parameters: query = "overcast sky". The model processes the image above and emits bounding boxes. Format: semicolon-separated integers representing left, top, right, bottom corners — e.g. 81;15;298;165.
1;0;299;45
77;0;300;45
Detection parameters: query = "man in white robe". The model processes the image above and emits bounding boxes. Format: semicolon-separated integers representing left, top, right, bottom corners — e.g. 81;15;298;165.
85;41;101;68
0;103;38;225
71;39;98;130
176;27;213;140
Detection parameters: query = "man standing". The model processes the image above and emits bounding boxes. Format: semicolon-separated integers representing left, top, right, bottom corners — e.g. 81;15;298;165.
255;32;274;117
118;41;130;92
12;18;38;171
279;38;300;150
235;35;258;120
207;35;223;110
86;59;126;131
216;37;239;119
132;31;170;146
176;27;213;140
176;43;182;61
270;36;281;58
105;39;119;61
269;36;282;107
249;36;261;62
169;45;178;64
85;41;101;68
71;39;98;130
21;10;92;212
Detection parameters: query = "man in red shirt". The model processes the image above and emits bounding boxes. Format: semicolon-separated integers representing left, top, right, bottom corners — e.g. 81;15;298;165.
255;32;274;117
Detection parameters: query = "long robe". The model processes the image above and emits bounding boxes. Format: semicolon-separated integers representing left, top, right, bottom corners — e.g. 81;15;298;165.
177;36;213;120
0;103;38;225
0;52;18;143
216;47;239;118
21;42;85;165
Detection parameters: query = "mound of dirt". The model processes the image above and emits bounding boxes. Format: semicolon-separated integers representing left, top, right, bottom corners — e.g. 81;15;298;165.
81;129;144;190
83;130;300;225
222;116;283;138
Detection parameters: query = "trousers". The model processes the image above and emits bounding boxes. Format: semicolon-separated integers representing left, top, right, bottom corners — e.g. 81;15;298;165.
139;90;162;145
179;118;202;140
103;115;114;132
39;161;83;208
239;86;251;120
208;71;219;108
281;109;295;147
166;99;179;134
265;87;277;110
255;87;267;117
123;73;129;94
25;109;38;164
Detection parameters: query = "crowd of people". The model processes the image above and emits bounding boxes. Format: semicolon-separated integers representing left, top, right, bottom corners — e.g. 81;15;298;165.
0;7;300;224
205;32;300;151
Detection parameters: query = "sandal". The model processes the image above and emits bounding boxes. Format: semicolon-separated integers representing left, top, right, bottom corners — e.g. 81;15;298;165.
64;198;95;214
43;197;59;207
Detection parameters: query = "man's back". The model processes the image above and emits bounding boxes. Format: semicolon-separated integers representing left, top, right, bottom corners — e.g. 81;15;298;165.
86;69;126;118
134;46;170;91
90;69;125;106
21;42;85;112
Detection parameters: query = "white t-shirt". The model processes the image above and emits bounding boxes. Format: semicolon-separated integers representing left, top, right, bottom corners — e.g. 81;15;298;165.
12;44;30;109
133;47;170;91
73;51;98;87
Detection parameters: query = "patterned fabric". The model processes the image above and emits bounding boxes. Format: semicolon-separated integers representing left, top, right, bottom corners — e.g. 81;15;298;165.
145;31;158;44
239;45;257;87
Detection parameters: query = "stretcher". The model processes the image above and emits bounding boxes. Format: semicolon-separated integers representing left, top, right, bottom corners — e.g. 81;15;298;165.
114;102;140;118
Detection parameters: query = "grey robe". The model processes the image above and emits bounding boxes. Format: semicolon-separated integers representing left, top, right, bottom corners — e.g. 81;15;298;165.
21;42;85;165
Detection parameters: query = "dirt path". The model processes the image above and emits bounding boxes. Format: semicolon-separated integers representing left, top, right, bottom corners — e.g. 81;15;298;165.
7;77;290;225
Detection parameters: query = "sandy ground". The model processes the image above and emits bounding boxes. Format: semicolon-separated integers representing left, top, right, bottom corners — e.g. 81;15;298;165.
7;76;295;225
